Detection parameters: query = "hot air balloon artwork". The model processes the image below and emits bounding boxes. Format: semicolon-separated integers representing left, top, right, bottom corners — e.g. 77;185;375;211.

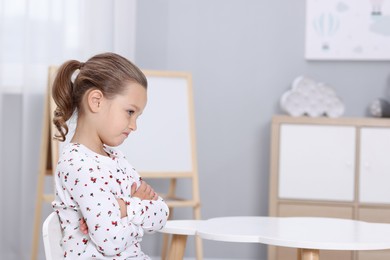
306;0;390;60
370;0;385;16
312;12;340;51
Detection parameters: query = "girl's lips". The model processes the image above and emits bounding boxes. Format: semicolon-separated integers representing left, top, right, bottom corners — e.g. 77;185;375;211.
123;132;130;137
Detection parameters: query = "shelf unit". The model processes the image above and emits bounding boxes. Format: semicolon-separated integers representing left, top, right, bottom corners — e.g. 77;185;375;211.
268;115;390;260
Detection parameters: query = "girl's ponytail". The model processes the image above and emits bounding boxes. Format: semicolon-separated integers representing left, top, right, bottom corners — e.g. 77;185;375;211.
52;60;81;142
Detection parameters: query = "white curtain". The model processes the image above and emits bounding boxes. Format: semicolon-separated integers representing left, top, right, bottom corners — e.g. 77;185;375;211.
0;0;137;259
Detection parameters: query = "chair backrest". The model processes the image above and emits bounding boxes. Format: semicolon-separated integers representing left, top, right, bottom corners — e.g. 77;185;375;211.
42;212;63;260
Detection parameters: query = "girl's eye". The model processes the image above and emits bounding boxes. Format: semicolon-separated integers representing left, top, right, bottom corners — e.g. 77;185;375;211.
127;110;135;116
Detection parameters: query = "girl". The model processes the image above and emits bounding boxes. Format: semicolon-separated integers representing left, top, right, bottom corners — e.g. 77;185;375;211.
51;52;169;259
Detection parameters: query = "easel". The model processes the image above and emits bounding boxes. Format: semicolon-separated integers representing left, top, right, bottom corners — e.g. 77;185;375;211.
31;68;203;260
31;66;59;260
137;71;203;260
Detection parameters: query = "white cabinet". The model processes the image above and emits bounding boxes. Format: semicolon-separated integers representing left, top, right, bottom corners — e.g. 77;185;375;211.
268;115;390;260
359;127;390;204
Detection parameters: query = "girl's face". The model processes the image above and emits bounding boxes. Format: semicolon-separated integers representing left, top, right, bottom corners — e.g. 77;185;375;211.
97;82;147;147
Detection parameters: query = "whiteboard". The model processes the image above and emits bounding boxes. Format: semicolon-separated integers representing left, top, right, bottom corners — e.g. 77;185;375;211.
118;71;196;173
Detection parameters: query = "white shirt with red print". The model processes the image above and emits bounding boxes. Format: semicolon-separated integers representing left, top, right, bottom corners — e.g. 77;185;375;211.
52;143;169;259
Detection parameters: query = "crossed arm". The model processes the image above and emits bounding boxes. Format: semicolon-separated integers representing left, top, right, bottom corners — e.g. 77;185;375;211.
79;180;159;234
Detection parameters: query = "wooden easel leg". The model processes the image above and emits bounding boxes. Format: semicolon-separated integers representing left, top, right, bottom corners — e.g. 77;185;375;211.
193;170;203;260
168;234;188;260
195;235;203;260
31;172;45;260
299;248;319;260
194;205;203;260
161;180;177;260
161;233;170;260
161;207;174;260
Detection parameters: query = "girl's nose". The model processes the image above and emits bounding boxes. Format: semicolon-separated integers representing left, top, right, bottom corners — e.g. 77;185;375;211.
129;119;137;131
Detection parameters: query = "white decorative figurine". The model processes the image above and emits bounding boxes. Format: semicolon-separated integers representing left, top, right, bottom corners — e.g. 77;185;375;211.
280;76;345;118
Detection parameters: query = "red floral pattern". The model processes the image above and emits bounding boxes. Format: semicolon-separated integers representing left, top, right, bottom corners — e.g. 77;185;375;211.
52;143;169;259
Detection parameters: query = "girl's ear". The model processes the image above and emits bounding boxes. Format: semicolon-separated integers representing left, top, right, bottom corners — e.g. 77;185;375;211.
87;89;104;113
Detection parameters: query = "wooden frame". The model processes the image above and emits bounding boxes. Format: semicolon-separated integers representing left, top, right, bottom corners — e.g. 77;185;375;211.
31;68;203;260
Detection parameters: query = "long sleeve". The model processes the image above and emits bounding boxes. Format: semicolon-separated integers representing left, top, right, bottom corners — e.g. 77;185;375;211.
59;159;144;256
141;197;169;233
125;196;169;234
113;149;170;234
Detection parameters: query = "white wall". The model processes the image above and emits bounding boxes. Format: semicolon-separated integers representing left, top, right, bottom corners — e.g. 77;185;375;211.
135;0;390;259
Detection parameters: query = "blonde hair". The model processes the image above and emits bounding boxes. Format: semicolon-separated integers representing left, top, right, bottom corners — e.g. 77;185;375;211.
52;52;147;141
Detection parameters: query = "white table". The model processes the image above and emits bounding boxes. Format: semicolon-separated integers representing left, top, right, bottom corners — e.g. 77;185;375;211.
196;216;390;260
158;220;203;260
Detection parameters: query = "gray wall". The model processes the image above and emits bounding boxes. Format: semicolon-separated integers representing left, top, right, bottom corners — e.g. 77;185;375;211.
135;1;390;259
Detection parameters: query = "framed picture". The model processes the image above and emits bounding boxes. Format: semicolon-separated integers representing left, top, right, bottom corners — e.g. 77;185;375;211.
305;0;390;60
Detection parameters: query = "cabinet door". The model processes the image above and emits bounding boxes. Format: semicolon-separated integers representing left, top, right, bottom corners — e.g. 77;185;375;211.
359;127;390;204
278;124;356;201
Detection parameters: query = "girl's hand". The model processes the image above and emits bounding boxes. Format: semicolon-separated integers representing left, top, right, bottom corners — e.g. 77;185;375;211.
115;183;158;219
117;198;127;218
131;181;158;201
108;198;135;219
79;218;88;234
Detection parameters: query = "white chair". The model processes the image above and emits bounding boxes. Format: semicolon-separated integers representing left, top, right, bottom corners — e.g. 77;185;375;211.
42;212;63;260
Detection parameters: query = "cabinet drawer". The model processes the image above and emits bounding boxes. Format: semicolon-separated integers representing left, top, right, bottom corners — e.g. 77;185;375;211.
278;203;354;218
358;207;390;222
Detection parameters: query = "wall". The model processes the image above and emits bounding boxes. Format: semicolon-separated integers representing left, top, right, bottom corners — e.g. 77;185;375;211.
0;93;53;260
1;94;22;259
135;1;390;259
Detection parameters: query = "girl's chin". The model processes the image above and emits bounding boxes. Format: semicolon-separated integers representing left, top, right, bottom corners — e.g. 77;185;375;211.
104;139;125;148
